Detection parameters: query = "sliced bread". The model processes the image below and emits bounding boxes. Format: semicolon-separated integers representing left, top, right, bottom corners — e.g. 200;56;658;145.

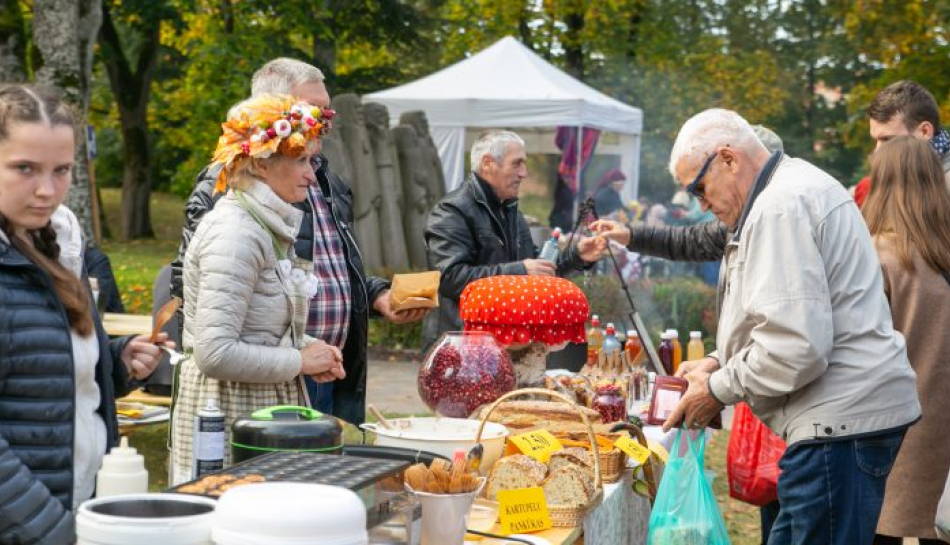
548;447;594;482
542;465;593;508
486;454;548;500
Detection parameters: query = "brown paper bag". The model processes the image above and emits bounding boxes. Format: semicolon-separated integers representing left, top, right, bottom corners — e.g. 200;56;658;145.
390;271;440;311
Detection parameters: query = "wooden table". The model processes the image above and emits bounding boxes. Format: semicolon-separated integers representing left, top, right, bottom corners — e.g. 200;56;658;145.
103;312;153;337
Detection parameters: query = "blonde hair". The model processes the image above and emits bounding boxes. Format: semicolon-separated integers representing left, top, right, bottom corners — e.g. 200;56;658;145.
864;135;950;273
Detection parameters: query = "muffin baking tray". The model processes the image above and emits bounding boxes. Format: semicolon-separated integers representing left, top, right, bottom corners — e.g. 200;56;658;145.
171;450;409;495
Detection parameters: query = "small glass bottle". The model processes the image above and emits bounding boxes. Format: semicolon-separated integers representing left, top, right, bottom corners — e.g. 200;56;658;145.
667;329;683;374
586;315;604;366
658;331;675;376
687;330;705;361
625;330;643;365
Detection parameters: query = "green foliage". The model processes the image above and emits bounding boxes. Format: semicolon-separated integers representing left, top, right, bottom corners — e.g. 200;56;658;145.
367;320;424;354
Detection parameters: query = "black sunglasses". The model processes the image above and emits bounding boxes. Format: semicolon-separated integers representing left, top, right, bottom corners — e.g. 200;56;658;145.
686;152;717;200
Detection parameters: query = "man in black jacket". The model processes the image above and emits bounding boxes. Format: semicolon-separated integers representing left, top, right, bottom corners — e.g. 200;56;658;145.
422;130;605;349
171;58;425;425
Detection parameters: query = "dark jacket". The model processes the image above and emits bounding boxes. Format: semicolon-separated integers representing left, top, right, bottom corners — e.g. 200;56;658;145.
170;156;388;425
0;238;131;544
626;220;729;262
422;173;590;349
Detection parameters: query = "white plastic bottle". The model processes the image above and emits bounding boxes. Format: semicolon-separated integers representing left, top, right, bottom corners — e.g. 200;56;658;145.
95;436;148;497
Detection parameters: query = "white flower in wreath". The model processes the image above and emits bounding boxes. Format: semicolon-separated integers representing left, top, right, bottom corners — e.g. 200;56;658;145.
278;259;292;278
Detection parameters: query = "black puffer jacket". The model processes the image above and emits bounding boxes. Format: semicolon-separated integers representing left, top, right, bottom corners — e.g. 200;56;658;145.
422;173;590;350
170;156;388;425
0;239;131;544
626;220;730;262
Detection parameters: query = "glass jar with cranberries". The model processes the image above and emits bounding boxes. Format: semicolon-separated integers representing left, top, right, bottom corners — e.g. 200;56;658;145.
592;383;627;423
417;331;516;418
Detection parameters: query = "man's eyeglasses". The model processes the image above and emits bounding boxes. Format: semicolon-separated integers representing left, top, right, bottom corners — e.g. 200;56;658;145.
686;153;717;200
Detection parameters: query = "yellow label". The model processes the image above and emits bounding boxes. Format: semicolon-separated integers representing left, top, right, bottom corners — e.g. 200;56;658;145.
508;430;563;463
497;487;552;535
614;435;652;465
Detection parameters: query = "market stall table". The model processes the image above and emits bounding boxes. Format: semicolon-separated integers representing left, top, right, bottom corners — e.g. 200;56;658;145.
103;312;152;337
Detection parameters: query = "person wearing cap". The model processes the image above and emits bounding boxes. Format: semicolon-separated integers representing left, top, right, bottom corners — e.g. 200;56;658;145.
598;108;920;544
422;130;606;351
592;167;629;218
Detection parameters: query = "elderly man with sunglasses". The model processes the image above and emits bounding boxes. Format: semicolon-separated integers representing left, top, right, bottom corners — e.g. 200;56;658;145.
595;108;920;545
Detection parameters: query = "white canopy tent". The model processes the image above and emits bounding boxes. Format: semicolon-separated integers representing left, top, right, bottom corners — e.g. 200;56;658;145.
365;36;644;201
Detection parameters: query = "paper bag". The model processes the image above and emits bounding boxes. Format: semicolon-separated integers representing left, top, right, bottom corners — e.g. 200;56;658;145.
390;271;440;311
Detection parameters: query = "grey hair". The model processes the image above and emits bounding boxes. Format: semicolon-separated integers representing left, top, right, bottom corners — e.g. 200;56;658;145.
668;108;766;178
251;58;325;97
470;130;525;174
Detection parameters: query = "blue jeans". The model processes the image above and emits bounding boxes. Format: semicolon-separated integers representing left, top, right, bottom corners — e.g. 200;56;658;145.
768;429;906;545
304;375;334;415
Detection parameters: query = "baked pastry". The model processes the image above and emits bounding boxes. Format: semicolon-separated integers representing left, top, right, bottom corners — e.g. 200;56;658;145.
477;400;603;431
486;454;547;500
542;465;592;507
548;447;594;480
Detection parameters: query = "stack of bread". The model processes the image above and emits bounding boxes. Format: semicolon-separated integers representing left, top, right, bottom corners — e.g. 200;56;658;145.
475;400;612;434
485;451;596;509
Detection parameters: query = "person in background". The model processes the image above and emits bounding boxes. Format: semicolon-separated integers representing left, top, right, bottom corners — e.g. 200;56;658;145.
0;85;166;542
170;94;346;484
863;136;950;545
171;58;426;425
597;108;920;544
592;167;628;218
84;243;125;313
854;80;950;206
422;130;606;350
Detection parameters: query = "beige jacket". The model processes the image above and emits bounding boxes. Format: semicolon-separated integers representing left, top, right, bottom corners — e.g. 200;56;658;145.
708;157;920;445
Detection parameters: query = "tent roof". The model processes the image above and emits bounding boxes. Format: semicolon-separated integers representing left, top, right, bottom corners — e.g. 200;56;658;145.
365;36;642;135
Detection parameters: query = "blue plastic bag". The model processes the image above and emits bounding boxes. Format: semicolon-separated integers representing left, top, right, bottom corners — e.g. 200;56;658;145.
647;429;731;545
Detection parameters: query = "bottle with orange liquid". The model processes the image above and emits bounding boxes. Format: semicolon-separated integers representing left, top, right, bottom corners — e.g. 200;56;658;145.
666;329;683;374
687;331;705;361
586;315;604;366
625;329;643;365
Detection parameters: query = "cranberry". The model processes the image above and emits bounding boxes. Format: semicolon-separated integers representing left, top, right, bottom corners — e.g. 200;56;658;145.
418;332;515;417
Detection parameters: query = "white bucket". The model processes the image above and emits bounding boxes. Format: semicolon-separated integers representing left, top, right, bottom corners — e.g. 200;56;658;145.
77;493;217;545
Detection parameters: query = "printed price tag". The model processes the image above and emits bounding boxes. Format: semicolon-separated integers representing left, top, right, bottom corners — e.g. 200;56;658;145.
508;430;563;463
497;487;552;535
614;435;652;465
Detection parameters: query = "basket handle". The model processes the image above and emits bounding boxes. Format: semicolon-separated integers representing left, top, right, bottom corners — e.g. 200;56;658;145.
610;421;658;504
475;388;602;490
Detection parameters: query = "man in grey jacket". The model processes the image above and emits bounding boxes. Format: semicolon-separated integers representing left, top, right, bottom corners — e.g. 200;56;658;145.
599;109;921;544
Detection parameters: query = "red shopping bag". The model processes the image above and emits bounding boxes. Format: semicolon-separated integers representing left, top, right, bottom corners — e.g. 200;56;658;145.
726;402;786;506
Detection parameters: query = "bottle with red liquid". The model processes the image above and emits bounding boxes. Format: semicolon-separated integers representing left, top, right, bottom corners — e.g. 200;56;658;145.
658;331;675;376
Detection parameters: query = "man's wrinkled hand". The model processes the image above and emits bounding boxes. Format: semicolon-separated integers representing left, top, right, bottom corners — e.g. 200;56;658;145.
662;369;724;432
675;356;720;378
373;290;430;324
576;235;607;263
523;259;556;276
589;219;631;246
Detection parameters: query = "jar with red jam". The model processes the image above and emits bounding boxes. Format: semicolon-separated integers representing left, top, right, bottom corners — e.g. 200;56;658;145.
592;383;626;423
417;331;515;417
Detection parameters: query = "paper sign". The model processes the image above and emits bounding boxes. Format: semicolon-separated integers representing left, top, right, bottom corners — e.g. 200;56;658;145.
497;487;552;535
614;435;652;465
508;430;563;463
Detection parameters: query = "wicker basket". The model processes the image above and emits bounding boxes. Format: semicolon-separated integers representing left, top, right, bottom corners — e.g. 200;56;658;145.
610;421;660;505
550;430;626;484
476;388;603;528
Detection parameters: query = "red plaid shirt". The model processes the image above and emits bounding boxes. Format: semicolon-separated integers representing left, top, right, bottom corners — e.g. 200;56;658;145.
305;180;351;349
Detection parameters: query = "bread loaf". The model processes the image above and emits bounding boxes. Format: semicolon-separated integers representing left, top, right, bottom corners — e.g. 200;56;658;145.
477;400;603;432
542;466;592;507
486;454;547;500
548;447;594;481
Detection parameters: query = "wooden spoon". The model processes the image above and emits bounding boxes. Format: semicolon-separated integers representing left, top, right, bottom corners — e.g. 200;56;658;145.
368;403;393;429
151;296;181;342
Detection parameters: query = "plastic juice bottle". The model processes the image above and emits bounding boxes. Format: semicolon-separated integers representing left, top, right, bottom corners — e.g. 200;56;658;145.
658;331;675;376
539;227;561;262
687;331;705;361
586;315;604;366
601;324;621;356
625;329;643;364
667;329;683;374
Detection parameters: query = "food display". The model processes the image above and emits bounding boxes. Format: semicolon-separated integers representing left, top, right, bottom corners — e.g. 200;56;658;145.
592;383;627;423
418;331;515;417
176;473;266;497
485;454;548;500
404;458;481;494
476;399;603;433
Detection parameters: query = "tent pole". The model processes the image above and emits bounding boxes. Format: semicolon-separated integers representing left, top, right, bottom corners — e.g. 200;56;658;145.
573;125;583;225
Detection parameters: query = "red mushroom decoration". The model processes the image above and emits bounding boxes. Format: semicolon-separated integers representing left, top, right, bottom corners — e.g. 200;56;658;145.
459;276;590;387
459;275;590;347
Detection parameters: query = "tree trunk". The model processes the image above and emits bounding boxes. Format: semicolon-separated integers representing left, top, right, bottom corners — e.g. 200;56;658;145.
0;0;26;82
562;8;585;80
32;0;101;244
99;1;159;239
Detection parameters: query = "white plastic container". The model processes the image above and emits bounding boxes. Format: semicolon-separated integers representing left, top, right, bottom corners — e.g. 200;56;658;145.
212;482;367;545
77;493;217;545
360;417;509;474
95;436;148;498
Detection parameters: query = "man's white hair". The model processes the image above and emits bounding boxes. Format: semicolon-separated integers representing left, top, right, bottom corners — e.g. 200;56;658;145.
251;58;325;97
668;108;766;178
470;130;525;174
